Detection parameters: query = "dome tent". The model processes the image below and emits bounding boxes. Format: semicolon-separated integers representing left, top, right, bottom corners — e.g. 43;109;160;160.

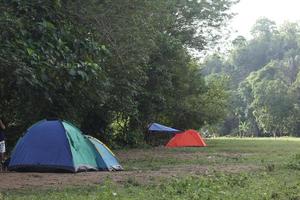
166;129;207;147
85;135;123;171
9;119;122;172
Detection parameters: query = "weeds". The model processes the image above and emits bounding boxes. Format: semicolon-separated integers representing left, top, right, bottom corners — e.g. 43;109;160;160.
265;164;275;172
287;154;300;170
4;139;300;199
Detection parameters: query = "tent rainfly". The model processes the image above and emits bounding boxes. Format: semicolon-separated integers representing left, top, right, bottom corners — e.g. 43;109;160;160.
148;123;181;133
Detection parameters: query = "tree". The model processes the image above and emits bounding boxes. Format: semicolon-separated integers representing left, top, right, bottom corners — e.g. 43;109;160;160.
201;18;300;137
85;0;238;144
0;0;109;143
0;0;237;147
250;17;277;38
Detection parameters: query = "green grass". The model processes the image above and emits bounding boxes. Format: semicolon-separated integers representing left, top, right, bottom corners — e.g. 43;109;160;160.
3;138;300;200
122;138;300;170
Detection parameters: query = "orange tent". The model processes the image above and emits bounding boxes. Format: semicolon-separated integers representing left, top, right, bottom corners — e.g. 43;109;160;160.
166;129;207;147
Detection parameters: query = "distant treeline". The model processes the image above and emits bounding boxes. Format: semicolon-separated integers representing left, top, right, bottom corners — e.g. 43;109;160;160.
202;18;300;137
0;0;235;147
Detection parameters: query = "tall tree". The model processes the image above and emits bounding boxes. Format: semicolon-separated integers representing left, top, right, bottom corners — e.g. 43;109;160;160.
0;0;237;146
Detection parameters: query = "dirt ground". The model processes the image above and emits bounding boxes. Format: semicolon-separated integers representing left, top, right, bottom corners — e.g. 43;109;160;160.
0;148;259;190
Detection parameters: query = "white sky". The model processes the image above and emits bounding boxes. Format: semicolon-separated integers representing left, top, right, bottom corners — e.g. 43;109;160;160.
230;0;300;38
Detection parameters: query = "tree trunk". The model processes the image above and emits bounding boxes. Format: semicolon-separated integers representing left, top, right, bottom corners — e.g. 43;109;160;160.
273;131;276;138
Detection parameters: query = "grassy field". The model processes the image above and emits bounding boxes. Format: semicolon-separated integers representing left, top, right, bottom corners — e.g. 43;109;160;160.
3;138;300;200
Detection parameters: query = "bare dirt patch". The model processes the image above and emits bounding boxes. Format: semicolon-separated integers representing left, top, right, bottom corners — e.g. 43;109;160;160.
0;164;259;190
0;148;259;190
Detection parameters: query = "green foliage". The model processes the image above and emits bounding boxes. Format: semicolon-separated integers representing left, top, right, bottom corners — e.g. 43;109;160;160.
0;0;236;147
0;0;110;146
202;18;300;137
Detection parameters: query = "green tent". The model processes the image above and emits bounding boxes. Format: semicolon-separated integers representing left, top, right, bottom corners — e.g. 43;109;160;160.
9;119;123;172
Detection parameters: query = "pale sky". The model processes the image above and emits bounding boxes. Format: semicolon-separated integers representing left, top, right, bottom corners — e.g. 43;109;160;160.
230;0;300;38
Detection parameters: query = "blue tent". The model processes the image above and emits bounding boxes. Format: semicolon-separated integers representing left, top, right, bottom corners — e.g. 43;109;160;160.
9;119;123;172
148;123;181;133
85;135;123;171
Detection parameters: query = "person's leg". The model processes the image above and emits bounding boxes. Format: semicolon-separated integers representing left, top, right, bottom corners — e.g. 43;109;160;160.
0;141;4;163
0;153;2;171
0;153;4;163
0;142;3;171
2;141;5;164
